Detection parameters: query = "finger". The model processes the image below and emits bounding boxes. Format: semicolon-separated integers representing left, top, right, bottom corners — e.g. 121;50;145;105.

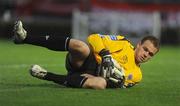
103;67;107;78
109;77;119;83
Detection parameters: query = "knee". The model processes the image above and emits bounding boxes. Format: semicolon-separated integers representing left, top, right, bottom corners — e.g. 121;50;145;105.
83;77;107;90
69;39;90;54
94;78;107;90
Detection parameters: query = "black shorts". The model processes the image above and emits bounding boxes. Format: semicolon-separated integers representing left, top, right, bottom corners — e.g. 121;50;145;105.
65;51;99;75
65;51;99;88
65;52;121;88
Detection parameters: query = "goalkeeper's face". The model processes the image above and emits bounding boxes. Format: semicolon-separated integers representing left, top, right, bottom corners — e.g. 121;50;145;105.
135;40;158;64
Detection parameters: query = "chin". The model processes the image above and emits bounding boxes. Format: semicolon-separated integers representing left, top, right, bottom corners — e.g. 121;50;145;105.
135;59;141;64
138;59;144;64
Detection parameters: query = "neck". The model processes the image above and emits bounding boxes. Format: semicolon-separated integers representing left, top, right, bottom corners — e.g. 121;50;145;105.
135;59;140;66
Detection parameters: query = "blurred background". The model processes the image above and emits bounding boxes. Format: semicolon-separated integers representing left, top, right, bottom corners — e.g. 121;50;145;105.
0;0;180;45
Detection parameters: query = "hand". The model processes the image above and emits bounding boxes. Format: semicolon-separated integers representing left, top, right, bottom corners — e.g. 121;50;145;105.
108;76;125;88
98;49;113;78
100;55;114;78
108;66;125;88
98;49;125;87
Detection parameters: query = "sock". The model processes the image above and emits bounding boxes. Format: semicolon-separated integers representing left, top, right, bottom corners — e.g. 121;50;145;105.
44;72;88;88
66;73;88;88
44;72;67;85
24;35;70;51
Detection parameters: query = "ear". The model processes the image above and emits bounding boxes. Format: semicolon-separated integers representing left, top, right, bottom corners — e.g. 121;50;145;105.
136;41;141;48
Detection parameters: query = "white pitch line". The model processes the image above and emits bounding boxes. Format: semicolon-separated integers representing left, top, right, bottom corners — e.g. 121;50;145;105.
0;87;38;92
0;64;65;69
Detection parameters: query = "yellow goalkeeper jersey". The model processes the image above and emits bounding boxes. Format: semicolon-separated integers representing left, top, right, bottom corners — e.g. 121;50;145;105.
87;34;142;88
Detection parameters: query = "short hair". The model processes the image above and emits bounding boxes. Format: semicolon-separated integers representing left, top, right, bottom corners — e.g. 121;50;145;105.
141;36;160;50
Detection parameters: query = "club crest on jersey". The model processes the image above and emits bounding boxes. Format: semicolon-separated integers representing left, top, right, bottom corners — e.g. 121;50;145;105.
120;55;128;64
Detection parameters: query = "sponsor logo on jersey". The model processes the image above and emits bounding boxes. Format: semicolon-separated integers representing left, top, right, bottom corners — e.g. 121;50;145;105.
109;35;117;40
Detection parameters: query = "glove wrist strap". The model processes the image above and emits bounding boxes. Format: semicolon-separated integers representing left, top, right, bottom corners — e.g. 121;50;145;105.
99;49;110;57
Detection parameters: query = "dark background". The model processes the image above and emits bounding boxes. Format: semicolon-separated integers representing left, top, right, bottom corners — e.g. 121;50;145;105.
0;0;180;45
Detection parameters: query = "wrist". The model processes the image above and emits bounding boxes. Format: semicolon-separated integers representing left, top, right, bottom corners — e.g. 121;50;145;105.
99;49;110;57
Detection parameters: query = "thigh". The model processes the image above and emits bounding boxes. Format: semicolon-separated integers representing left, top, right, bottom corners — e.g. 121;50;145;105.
66;73;107;89
65;51;98;75
82;74;107;89
68;39;90;68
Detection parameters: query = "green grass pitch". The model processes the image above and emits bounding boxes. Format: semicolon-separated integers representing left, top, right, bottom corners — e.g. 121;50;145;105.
0;40;180;106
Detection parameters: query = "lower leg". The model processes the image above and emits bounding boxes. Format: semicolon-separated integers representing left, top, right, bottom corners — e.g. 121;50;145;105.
45;72;67;85
24;35;70;51
46;72;89;88
30;65;67;85
14;20;70;51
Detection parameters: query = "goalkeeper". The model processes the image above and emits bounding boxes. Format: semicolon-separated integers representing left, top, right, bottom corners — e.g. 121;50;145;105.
13;21;160;89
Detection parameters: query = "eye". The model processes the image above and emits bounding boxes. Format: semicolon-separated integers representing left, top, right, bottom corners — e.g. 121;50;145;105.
143;47;148;52
143;47;154;57
149;52;154;57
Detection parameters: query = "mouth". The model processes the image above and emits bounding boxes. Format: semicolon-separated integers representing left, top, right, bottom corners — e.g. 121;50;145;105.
140;57;144;62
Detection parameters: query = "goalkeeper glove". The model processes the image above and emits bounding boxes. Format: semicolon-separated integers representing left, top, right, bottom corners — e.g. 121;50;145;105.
108;66;125;88
98;49;114;78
